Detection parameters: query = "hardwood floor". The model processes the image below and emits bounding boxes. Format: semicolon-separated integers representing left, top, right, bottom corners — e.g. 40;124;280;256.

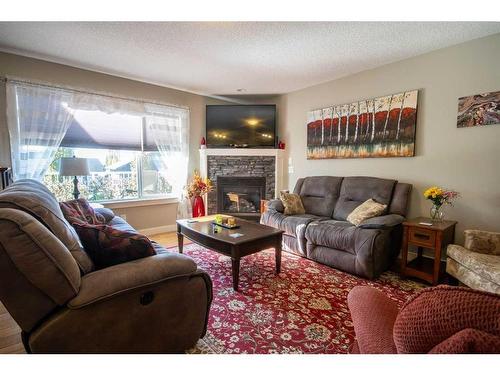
0;231;183;354
0;302;24;354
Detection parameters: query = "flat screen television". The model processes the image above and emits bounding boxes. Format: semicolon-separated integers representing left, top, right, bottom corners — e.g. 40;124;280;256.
206;105;276;148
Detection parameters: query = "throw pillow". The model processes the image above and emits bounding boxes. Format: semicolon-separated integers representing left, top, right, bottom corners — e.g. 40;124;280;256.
72;222;157;269
60;198;105;225
347;198;387;226
280;192;306;215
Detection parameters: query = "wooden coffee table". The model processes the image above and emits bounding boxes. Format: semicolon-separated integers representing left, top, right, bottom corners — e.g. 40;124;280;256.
176;215;283;291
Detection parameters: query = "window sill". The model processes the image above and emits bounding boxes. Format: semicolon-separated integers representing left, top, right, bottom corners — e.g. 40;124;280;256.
99;197;179;209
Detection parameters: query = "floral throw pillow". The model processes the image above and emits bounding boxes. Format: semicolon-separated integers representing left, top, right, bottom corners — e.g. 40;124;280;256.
59;198;105;225
280;192;306;215
72;222;157;269
347;198;387;226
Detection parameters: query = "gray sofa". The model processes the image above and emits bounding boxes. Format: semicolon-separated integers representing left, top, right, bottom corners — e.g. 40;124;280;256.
0;179;212;353
261;176;412;279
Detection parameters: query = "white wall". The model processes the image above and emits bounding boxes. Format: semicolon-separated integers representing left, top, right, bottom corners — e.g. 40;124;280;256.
281;33;500;243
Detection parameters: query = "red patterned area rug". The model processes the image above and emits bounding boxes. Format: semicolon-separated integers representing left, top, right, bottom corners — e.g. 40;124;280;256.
166;244;424;354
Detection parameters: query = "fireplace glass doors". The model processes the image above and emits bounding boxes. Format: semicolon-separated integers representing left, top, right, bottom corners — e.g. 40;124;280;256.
216;176;266;219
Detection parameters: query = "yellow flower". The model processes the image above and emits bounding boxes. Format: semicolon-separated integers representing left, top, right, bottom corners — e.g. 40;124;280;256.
424;186;443;199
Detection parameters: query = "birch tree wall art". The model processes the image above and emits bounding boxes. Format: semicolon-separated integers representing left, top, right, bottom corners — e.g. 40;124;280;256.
306;90;418;159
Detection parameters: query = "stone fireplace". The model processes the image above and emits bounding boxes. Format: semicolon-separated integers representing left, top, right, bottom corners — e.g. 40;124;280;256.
199;148;285;218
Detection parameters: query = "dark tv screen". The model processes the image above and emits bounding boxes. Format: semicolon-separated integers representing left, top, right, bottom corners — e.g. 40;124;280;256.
206;105;276;148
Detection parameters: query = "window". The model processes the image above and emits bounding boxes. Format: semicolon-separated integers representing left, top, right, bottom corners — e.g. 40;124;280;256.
6;81;189;203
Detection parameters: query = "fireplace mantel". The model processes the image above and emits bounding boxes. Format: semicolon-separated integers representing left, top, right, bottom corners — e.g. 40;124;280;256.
199;148;285;213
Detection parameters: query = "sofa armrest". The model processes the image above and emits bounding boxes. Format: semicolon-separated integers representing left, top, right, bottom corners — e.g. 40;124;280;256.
266;199;284;213
358;214;405;229
464;229;500;255
69;252;199;308
347;286;399;353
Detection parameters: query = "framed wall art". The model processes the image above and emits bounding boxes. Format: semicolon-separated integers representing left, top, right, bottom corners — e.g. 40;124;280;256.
457;90;500;128
306;90;418;159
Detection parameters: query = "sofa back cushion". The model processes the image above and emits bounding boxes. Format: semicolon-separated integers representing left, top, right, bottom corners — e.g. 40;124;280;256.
0;208;81;332
388;183;412;217
0;179;94;273
293;176;343;217
333;176;397;220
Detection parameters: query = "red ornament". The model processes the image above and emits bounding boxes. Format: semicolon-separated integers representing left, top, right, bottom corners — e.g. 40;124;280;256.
201;137;206;146
278;140;285;149
192;195;206;217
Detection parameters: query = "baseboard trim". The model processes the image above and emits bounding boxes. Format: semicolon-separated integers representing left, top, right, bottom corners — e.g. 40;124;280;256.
139;224;177;235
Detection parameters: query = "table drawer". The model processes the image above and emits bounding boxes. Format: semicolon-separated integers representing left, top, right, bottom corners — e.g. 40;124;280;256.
408;227;436;247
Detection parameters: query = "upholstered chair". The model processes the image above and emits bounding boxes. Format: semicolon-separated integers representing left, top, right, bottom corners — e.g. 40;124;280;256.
347;285;500;354
446;230;500;294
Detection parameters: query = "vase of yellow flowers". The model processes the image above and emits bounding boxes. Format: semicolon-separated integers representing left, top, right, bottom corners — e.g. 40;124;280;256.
423;186;459;222
186;171;213;217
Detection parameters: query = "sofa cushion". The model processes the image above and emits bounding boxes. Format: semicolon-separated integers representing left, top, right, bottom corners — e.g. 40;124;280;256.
108;215;138;233
347;199;387;226
464;230;500;256
262;210;324;238
333;176;397;220
73;223;157;269
388;183;412;216
293;176;343;217
94;207;116;223
0;180;94;274
358;214;405;229
265;199;284;213
447;245;500;286
280;192;305;215
305;220;357;254
446;257;500;294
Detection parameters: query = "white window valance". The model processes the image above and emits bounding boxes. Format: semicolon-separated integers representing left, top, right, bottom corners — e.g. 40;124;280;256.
6;79;190;198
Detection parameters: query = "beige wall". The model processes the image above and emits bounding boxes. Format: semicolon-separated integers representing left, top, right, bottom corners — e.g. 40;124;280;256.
0;52;230;230
2;33;499;237
281;33;500;243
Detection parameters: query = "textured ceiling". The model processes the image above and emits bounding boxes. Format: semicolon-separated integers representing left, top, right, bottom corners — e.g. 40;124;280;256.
0;22;499;96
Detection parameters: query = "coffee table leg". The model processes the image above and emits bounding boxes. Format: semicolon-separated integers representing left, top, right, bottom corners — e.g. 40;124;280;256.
275;236;282;274
177;232;184;254
231;258;240;291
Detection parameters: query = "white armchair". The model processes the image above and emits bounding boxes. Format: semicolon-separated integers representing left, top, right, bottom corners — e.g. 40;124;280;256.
447;230;500;294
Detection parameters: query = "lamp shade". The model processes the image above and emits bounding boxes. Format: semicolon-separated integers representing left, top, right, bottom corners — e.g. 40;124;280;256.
59;157;90;176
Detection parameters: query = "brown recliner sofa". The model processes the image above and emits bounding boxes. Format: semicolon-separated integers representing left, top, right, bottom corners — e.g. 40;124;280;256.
261;176;412;279
0;179;212;353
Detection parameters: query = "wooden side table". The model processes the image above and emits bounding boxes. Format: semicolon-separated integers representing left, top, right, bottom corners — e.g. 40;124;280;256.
401;217;457;285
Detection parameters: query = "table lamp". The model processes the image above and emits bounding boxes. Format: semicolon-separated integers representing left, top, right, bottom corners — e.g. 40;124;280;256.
59;157;90;200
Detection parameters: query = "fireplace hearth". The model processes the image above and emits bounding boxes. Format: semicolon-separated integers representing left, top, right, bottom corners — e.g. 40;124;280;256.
217;176;266;220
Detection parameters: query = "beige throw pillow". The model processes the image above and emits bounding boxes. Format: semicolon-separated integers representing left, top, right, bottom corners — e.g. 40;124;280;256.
347;199;387;226
280;192;306;215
